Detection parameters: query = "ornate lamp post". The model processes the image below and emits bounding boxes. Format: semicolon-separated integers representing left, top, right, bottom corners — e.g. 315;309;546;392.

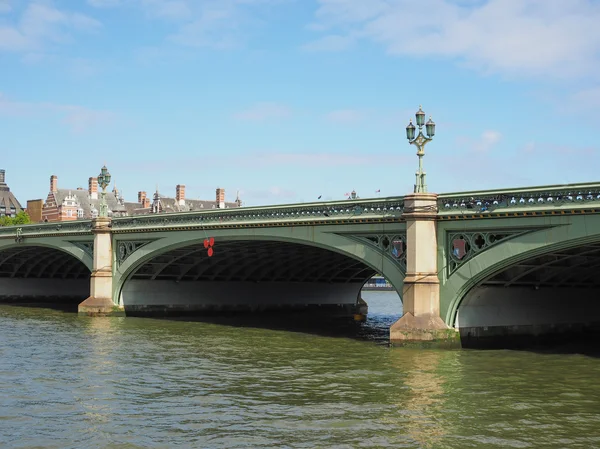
406;105;435;194
97;165;111;218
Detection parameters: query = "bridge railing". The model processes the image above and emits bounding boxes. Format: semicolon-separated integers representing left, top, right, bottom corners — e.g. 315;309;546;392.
4;182;599;237
438;182;600;215
111;196;406;230
0;219;93;240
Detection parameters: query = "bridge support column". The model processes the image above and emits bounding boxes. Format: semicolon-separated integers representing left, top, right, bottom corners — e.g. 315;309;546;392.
78;217;123;316
390;193;458;346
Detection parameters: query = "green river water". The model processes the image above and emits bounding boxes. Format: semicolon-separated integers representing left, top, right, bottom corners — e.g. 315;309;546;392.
0;291;599;448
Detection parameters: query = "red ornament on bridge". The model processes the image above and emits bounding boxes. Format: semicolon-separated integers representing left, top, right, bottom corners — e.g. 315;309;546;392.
204;237;215;257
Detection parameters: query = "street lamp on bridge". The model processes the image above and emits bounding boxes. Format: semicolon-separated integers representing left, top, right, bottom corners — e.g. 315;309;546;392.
406;105;435;194
97;165;111;218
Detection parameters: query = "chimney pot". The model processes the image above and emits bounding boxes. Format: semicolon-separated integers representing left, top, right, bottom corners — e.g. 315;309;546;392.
176;184;186;206
88;177;98;200
216;187;225;209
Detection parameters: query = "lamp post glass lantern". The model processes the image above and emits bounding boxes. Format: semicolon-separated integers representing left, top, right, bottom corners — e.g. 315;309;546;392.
406;105;435;193
98;165;111;218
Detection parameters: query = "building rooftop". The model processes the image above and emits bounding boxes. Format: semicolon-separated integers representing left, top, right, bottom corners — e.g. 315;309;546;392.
53;188;127;217
0;169;23;217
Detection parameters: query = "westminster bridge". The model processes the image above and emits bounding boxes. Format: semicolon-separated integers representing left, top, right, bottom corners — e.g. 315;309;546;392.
1;182;600;346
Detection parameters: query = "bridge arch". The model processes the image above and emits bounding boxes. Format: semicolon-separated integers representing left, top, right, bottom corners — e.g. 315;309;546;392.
441;214;600;335
0;240;93;302
114;227;404;316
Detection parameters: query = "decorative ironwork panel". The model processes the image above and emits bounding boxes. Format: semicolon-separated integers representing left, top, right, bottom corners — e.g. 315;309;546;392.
117;240;153;265
447;230;526;275
348;233;407;272
69;241;94;258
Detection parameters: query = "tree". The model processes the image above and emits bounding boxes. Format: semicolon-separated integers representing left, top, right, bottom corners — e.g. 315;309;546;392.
12;211;31;225
0;211;31;226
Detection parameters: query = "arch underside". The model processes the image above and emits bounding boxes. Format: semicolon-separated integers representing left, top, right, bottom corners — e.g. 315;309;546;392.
122;240;377;317
481;243;600;289
0;246;89;302
457;242;600;346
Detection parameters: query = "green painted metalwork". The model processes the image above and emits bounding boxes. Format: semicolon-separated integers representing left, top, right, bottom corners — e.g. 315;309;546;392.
68;241;94;259
439;213;600;326
112;223;407;305
439;182;600;215
116;240;154;265
0;237;94;271
446;229;536;275
406;105;435;194
0;220;93;238
110;197;405;232
98;165;112;218
1;181;600;319
346;233;407;273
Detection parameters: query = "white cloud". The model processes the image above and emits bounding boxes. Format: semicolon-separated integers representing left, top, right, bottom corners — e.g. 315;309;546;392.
302;34;354;52
0;93;115;132
87;0;123;7
307;0;600;79
233;102;292;121
88;0;287;48
0;2;101;53
458;129;502;153
243;151;411;167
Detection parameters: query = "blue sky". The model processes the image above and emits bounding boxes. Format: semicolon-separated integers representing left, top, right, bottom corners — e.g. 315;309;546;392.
1;0;599;206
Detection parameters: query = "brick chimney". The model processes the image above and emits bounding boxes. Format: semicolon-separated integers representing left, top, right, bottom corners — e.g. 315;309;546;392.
216;187;225;209
138;191;150;209
88;177;98;200
176;184;185;206
0;169;5;185
50;175;58;193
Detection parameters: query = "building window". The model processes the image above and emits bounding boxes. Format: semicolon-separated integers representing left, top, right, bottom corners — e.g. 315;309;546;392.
77;209;84;218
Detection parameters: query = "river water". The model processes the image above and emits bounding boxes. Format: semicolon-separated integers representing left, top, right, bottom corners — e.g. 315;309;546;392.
1;291;599;448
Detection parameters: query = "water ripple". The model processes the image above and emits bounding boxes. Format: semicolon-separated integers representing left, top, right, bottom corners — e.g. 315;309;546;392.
0;293;599;448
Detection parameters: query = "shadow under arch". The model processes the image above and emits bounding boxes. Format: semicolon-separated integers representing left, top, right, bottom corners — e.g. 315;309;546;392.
114;230;404;317
442;227;600;349
0;242;92;306
0;241;93;272
445;233;600;325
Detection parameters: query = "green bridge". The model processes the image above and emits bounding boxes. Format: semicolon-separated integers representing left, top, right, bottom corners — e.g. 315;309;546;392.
1;182;600;347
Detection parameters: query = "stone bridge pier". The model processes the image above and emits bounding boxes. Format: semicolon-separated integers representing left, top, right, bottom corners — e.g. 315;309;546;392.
78;217;124;316
389;193;457;345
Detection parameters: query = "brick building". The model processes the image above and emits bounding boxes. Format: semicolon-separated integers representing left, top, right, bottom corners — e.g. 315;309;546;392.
41;174;127;222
